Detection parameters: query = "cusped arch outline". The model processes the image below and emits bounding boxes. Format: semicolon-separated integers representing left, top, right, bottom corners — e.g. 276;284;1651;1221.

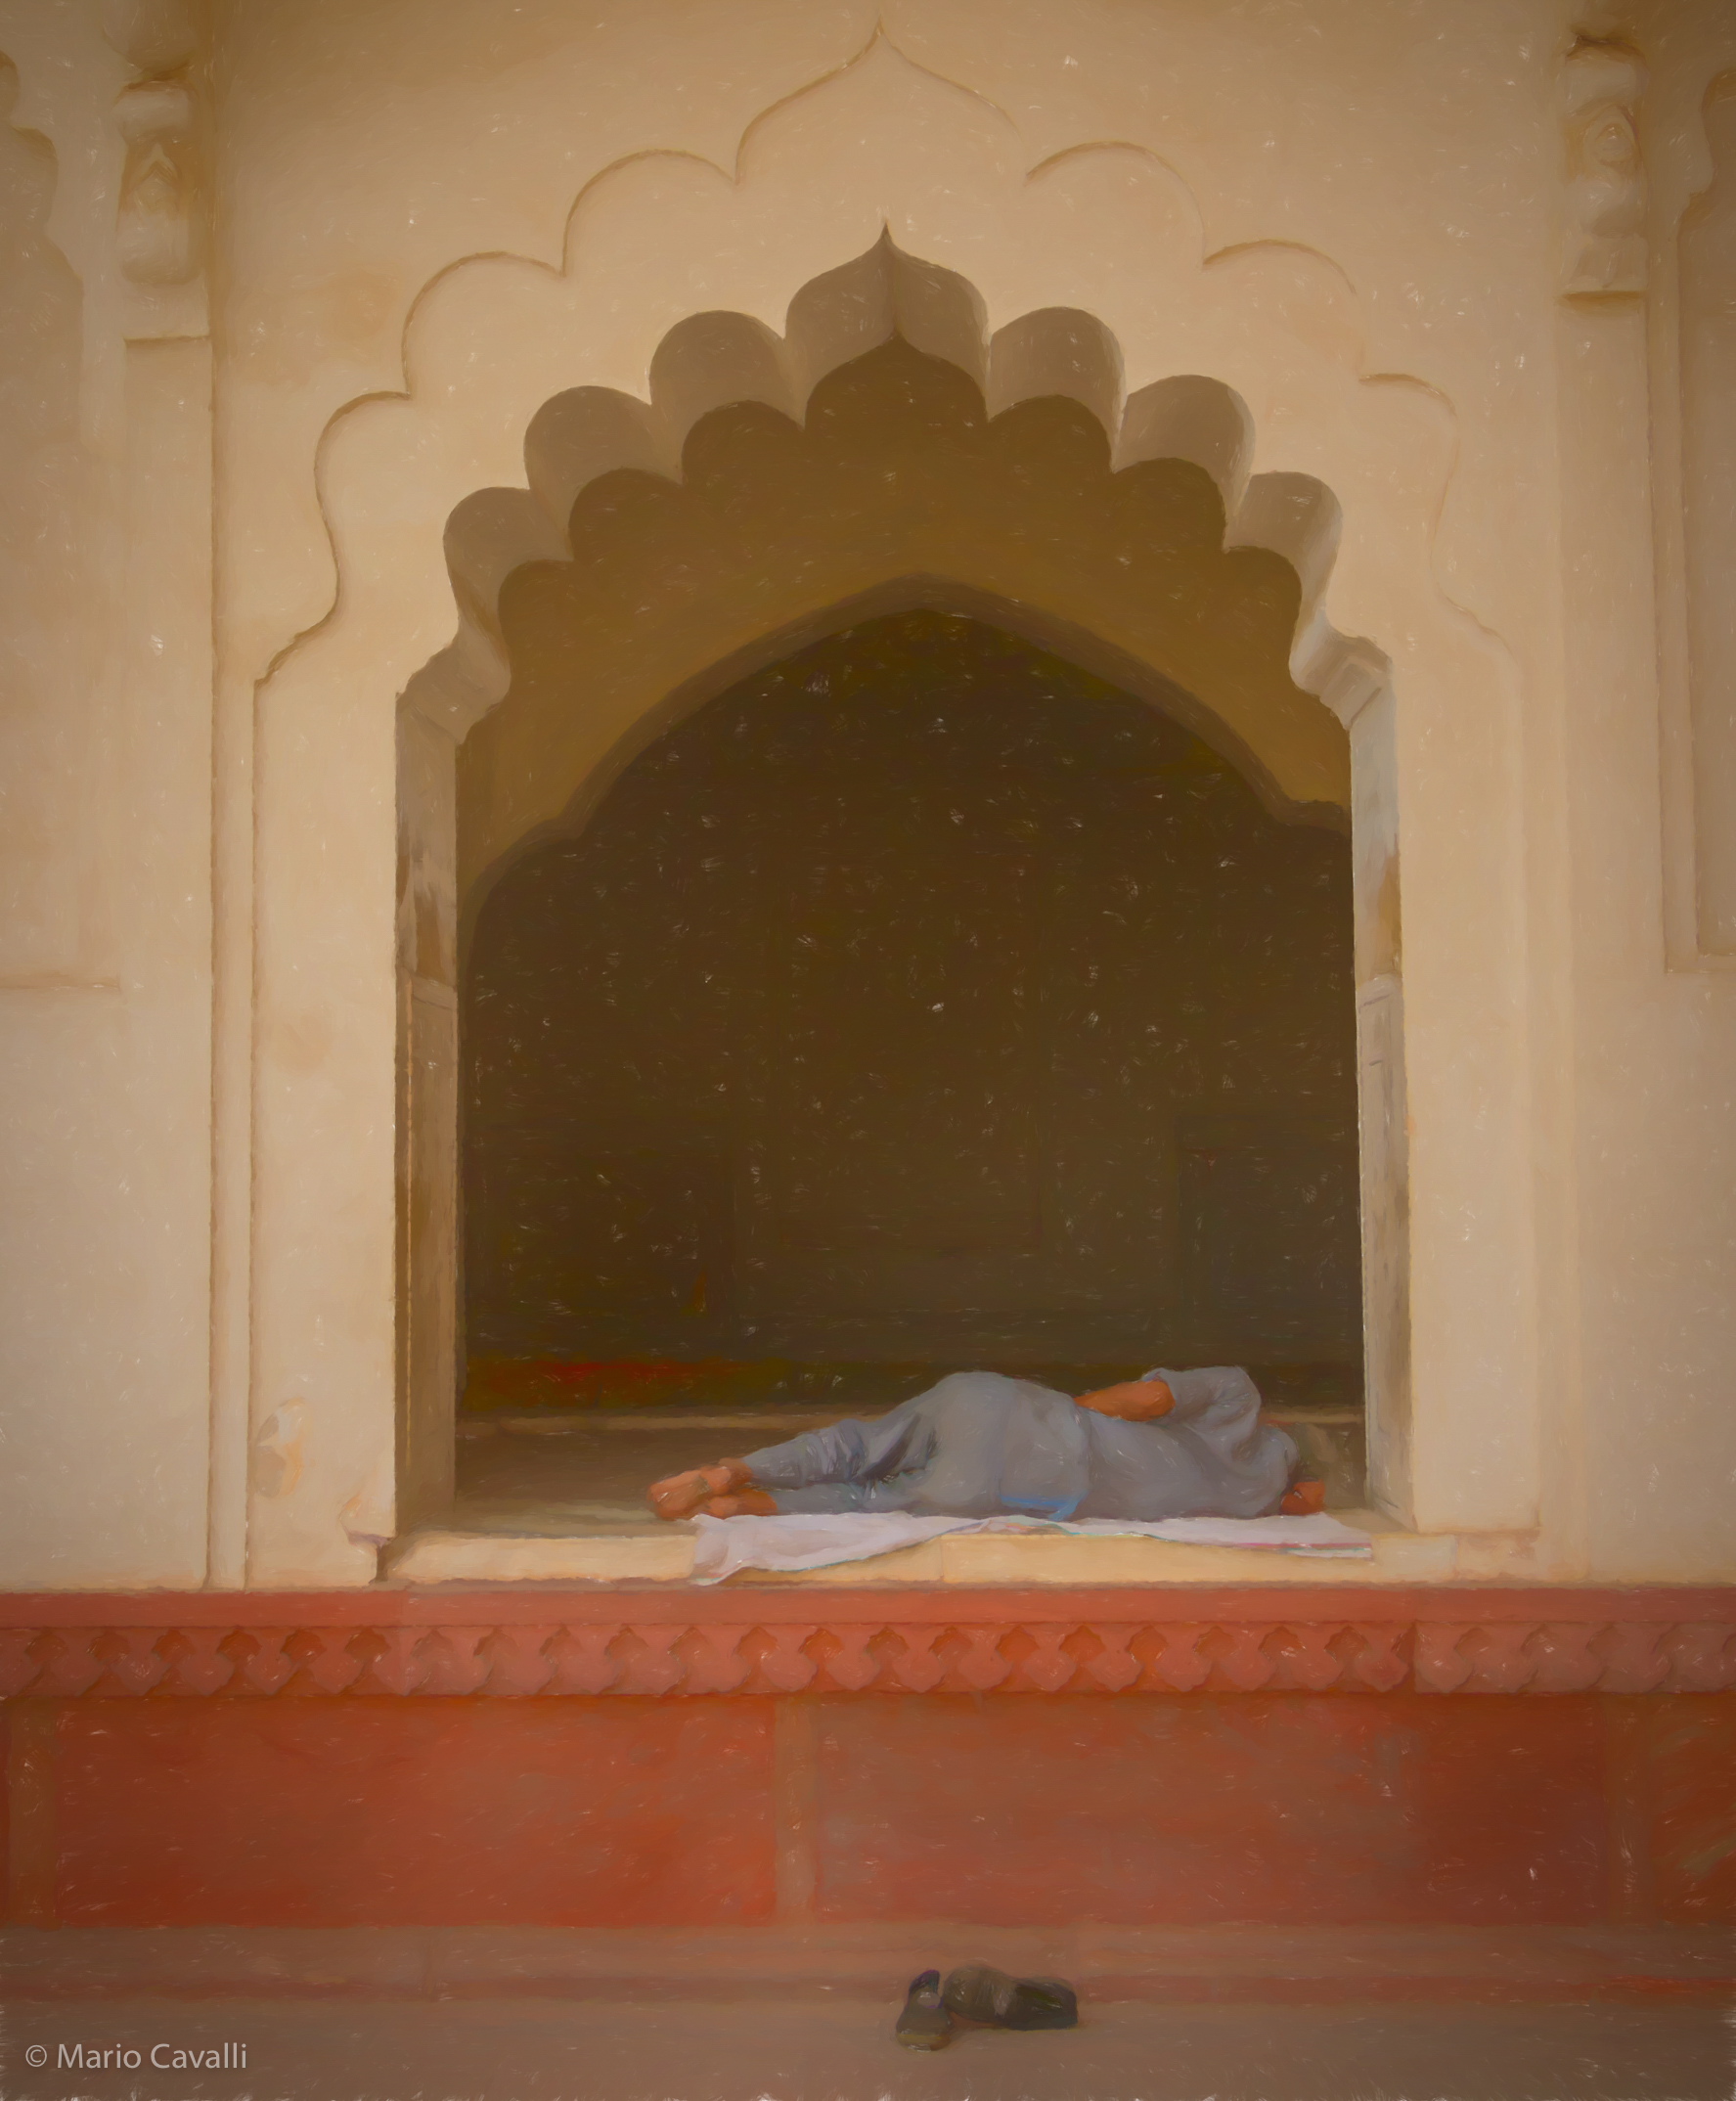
415;239;1389;756
273;27;1480;758
378;245;1423;1543
449;315;1365;920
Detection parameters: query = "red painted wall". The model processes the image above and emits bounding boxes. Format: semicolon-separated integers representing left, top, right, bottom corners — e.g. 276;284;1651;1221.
5;1588;1732;1933
6;1691;1733;1932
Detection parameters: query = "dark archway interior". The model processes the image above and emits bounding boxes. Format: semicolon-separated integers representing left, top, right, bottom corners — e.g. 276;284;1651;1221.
459;611;1363;1509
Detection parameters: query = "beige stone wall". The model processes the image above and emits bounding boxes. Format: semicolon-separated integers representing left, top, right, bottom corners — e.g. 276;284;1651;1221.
1;0;1731;1587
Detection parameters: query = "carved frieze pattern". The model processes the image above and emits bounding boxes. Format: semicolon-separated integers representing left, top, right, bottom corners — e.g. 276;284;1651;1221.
1;1615;1732;1700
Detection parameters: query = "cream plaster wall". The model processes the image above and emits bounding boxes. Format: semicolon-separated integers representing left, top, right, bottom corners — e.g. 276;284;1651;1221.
0;0;1730;1587
1556;0;1736;1581
0;2;214;1588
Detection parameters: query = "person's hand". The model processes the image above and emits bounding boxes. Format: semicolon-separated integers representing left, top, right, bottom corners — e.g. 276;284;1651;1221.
1073;1378;1174;1421
646;1456;753;1520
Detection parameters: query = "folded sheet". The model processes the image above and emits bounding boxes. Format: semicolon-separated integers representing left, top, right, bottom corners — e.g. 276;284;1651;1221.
689;1508;1372;1583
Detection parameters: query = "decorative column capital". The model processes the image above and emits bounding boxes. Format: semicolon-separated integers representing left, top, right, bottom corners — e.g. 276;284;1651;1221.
99;0;206;337
1560;37;1649;299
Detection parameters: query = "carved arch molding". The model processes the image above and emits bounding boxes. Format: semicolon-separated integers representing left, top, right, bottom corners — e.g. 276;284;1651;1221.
382;239;1417;1545
418;236;1387;775
248;33;1534;1583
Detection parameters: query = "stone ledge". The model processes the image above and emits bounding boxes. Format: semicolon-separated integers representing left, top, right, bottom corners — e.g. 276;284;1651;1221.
384;1509;1455;1588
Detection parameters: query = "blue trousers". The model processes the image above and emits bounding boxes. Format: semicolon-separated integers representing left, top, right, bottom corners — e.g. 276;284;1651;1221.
738;1371;1090;1517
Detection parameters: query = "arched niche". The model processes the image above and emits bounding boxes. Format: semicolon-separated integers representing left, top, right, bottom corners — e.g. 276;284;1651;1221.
241;29;1544;1593
389;274;1412;1543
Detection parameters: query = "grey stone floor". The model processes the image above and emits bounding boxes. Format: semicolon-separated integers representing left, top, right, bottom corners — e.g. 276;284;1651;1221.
4;1995;1733;2101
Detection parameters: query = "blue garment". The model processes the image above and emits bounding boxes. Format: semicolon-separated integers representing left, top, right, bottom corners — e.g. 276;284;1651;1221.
740;1366;1296;1521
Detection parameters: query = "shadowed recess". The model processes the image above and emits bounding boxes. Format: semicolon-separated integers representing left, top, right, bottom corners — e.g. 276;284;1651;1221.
463;610;1359;1428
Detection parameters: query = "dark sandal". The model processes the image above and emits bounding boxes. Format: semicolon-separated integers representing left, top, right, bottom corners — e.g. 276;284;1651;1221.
942;1962;1079;2030
894;1968;954;2050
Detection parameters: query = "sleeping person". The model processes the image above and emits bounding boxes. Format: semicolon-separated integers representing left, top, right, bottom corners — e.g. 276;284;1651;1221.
645;1365;1322;1523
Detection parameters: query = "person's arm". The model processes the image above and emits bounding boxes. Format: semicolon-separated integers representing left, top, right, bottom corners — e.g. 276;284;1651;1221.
1149;1367;1316;1501
1072;1377;1174;1421
1149;1364;1263;1430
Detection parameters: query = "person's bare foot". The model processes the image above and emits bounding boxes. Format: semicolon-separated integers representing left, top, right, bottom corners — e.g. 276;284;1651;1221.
693;1488;779;1518
646;1458;752;1520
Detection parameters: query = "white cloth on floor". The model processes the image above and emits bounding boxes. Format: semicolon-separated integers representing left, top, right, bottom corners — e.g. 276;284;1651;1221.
689;1511;969;1582
688;1508;1372;1583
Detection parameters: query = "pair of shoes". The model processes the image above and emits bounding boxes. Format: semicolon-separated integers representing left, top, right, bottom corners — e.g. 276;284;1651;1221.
895;1963;1079;2050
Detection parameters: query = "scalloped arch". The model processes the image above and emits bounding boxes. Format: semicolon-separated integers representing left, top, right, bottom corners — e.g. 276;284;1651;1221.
412;238;1389;764
455;320;1364;905
276;27;1470;771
